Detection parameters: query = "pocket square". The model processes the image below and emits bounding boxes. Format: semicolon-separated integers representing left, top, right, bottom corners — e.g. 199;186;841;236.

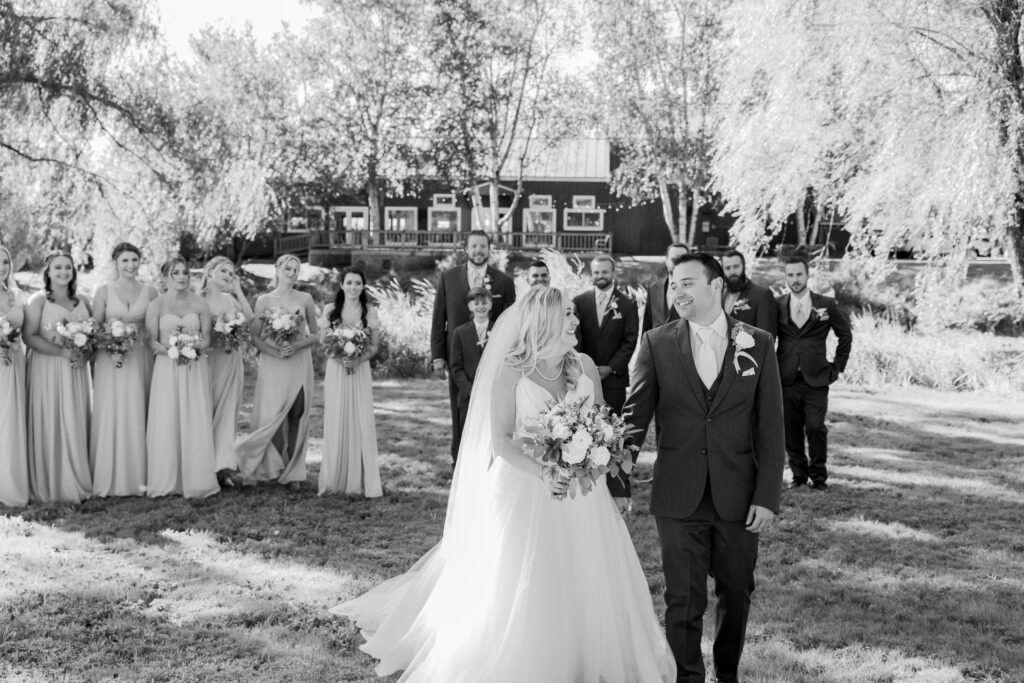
742;368;756;376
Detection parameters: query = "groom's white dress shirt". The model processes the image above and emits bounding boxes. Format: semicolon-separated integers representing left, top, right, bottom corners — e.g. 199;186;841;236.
689;311;728;389
467;263;487;289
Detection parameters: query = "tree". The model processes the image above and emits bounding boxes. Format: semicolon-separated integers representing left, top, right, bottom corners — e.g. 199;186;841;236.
590;0;723;246
428;0;583;234
714;0;1024;292
295;0;434;234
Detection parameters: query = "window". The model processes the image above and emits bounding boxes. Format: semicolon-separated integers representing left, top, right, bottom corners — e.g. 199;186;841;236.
471;206;511;233
328;206;369;246
572;195;596;209
284;207;324;233
529;195;553;209
385;207;418;231
432;193;457;207
563;206;605;232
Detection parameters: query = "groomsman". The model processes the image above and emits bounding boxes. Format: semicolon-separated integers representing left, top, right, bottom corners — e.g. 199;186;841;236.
642;242;690;334
449;287;493;449
775;256;853;490
573;255;639;506
526;259;550;287
720;249;778;337
431;231;516;464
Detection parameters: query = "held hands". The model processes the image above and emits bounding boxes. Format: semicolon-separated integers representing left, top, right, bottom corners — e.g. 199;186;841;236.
597;365;613;380
745;505;776;534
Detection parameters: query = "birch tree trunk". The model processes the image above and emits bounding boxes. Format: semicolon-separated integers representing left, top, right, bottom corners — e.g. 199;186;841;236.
658;177;679;242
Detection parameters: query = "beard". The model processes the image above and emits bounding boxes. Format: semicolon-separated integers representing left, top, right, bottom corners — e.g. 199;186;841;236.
468;252;489;267
593;277;612;290
725;273;747;294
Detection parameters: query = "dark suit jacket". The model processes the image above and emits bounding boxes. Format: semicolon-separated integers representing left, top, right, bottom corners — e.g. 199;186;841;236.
641;276;678;335
572;288;639;390
728;280;778;338
775;291;853;387
450;320;490;406
430;264;515;363
621;316;786;521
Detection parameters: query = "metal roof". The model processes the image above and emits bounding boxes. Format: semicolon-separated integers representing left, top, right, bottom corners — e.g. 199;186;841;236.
502;138;611;182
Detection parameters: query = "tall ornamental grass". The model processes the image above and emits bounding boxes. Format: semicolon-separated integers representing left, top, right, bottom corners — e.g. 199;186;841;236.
368;278;434;377
841;310;1024;393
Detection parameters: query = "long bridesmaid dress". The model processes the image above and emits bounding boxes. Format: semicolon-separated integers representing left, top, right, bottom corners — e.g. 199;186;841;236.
27;300;92;503
90;287;150;496
0;302;30;507
145;313;219;498
319;305;383;497
207;292;244;474
234;306;313;484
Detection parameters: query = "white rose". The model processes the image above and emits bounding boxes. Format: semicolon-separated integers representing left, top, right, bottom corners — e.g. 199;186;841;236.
167;346;180;360
735;330;755;350
551;423;572;441
589;445;612;467
111;321;126;337
73;332;88;347
570;429;593;450
272;318;286;330
561;442;587;465
182;347;197;360
214;320;227;334
600;424;616;443
343;341;357;355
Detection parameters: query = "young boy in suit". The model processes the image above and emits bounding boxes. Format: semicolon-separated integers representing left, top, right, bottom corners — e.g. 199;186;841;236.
449;287;494;452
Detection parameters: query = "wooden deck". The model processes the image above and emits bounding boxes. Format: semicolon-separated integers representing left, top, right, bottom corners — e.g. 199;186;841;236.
273;230;612;259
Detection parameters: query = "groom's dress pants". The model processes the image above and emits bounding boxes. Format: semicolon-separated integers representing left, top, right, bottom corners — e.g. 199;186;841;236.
657;481;758;683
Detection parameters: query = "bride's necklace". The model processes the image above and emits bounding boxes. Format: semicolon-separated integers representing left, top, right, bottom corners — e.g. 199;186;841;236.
535;360;563;382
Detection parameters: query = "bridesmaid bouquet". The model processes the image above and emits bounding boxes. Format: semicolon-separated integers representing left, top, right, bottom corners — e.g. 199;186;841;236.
322;324;368;375
212;311;249;353
527;397;638;499
261;307;304;348
166;325;203;366
0;316;21;365
54;318;99;363
97;318;139;368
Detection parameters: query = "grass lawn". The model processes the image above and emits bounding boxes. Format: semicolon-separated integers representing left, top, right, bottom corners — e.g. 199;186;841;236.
2;378;1023;682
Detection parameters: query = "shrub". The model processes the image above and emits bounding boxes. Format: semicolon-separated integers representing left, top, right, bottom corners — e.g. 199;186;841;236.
841;310;1024;393
368;278;433;378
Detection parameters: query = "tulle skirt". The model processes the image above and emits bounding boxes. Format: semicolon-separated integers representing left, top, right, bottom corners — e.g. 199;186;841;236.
332;458;675;682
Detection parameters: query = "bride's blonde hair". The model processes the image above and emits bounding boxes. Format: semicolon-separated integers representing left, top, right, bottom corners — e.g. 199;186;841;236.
505;287;583;390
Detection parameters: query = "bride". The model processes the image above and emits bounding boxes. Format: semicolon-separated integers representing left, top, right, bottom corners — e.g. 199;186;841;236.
332;286;675;682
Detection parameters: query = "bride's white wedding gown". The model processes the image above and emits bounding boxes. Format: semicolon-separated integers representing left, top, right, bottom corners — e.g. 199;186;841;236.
332;373;675;682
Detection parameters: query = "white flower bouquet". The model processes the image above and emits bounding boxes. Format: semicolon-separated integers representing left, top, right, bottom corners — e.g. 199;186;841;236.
97;318;139;368
212;311;249;354
0;316;21;365
54;318;98;363
166;325;203;366
260;307;303;348
528;396;638;499
322;324;368;375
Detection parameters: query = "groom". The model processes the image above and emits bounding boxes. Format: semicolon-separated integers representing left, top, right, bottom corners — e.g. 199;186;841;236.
622;253;785;683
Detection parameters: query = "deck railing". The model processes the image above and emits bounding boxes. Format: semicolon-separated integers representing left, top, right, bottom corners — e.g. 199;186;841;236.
276;230;613;256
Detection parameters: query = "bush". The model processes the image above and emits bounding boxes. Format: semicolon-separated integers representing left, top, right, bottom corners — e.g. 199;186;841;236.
841;310;1024;393
368;278;433;378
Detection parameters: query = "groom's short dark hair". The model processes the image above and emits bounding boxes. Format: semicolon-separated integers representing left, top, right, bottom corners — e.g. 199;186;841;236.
674;253;725;285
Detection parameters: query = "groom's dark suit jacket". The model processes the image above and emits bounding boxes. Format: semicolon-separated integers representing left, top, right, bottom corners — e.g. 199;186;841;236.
430;264;515;364
622;316;786;521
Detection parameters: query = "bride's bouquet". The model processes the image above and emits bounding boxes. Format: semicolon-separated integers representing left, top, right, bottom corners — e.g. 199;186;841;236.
528;396;638;499
166;325;203;367
0;316;21;365
322;324;368;375
54;318;99;364
97;318;139;368
212;311;249;354
260;307;303;348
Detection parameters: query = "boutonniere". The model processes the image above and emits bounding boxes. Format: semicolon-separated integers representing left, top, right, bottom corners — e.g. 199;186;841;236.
730;324;759;377
732;297;751;312
483;274;492;292
606;297;623;320
812;307;829;321
477;332;487;348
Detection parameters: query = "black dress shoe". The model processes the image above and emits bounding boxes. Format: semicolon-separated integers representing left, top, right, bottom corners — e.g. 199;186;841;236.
811;481;829;491
788;479;807;489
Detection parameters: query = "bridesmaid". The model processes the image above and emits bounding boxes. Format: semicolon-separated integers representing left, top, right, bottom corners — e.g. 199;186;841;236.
198;256;253;486
0;245;30;508
145;255;219;499
24;251;93;504
318;267;383;497
90;242;158;497
234;254;318;490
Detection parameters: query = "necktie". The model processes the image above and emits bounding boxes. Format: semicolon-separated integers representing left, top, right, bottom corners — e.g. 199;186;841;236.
471;270;483;289
596;291;608;323
793;299;808;327
476;324;487;343
695;327;718;389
